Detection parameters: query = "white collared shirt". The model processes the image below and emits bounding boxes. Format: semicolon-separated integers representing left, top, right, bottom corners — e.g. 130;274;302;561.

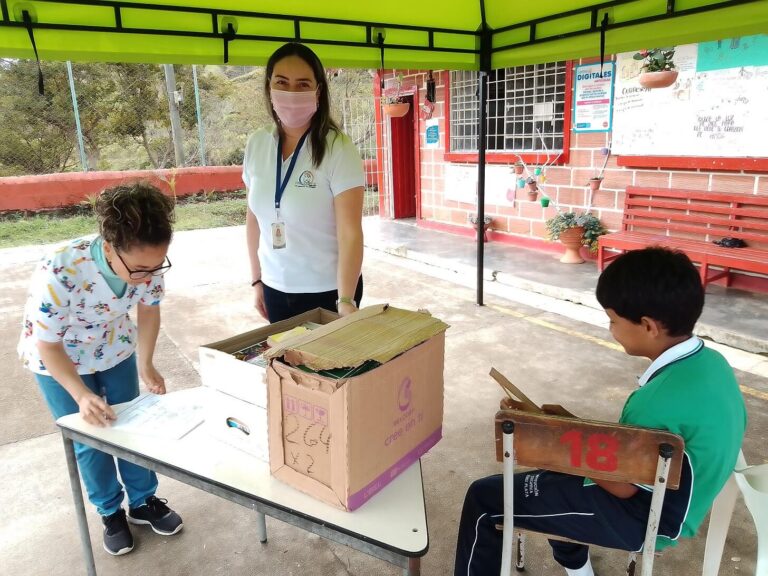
242;127;364;293
637;336;704;387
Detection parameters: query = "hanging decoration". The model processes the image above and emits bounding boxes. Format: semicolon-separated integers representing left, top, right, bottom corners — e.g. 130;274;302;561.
378;32;410;117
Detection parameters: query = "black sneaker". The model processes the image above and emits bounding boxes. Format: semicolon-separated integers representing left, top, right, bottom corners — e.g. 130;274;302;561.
102;509;134;556
128;496;183;536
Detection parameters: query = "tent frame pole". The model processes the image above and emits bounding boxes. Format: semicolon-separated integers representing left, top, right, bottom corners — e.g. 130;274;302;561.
475;3;491;306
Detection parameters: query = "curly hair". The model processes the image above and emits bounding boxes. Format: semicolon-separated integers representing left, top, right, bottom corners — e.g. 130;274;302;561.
94;182;176;251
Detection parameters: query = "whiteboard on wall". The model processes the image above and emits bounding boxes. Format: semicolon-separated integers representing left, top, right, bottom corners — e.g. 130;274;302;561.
612;35;768;158
444;164;518;206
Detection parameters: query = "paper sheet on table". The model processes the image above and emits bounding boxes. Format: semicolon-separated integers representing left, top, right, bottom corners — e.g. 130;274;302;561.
111;390;205;440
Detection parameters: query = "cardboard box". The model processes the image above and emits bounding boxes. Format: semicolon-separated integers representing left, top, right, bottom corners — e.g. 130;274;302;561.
198;308;339;459
265;305;449;511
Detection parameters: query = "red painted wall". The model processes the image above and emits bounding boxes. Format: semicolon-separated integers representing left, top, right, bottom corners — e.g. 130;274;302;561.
0;166;244;212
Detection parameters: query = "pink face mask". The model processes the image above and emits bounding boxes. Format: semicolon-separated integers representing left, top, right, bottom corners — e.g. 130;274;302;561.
270;89;318;128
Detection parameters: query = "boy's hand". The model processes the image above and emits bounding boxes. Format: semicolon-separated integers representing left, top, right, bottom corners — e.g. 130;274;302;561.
140;364;166;395
78;392;116;426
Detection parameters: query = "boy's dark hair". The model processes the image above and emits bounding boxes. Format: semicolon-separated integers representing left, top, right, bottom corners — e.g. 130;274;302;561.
264;42;340;168
94;182;175;251
596;247;704;337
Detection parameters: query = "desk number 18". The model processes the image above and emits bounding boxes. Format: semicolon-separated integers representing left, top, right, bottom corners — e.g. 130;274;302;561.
560;430;619;472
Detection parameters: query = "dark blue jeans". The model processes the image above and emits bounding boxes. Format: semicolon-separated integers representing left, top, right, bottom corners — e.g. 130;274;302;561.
36;355;158;516
263;276;364;323
454;471;660;575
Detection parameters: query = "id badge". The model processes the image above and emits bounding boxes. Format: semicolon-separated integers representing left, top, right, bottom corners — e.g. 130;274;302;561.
271;221;287;249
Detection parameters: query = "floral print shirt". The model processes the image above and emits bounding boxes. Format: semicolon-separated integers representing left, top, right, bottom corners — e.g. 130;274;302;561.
18;236;165;375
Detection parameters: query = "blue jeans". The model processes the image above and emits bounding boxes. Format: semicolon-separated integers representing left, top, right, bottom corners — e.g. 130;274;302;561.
36;355;158;516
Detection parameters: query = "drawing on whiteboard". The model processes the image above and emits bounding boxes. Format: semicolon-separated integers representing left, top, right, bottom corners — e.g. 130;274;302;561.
697;35;768;72
694;115;746;140
612;35;768;158
672;78;692;101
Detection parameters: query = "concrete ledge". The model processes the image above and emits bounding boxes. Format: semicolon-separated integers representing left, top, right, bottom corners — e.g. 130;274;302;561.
370;242;768;355
0;166;244;211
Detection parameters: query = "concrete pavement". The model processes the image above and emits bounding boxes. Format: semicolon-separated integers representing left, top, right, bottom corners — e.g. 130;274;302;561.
1;222;765;575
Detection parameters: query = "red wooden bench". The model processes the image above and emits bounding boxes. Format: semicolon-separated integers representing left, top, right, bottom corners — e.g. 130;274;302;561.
597;186;768;286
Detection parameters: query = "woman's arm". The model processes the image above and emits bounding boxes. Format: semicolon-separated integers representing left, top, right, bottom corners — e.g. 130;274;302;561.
36;340;115;425
137;302;165;394
334;186;364;316
246;208;268;320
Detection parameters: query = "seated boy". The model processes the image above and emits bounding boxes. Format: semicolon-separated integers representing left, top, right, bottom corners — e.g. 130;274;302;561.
453;247;746;576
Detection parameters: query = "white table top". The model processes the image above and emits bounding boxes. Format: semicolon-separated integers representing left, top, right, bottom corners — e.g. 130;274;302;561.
57;387;429;555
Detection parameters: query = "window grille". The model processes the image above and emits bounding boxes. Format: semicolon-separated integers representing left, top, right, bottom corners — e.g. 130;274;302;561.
450;62;567;154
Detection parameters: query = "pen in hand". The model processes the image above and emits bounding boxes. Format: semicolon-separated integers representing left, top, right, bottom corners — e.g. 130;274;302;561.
100;386;114;422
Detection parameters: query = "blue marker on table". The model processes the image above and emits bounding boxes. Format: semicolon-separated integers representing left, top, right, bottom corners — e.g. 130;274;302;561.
226;417;250;435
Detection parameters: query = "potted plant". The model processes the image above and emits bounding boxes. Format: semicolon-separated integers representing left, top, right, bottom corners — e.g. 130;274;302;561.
526;177;539;201
545;211;606;264
382;74;410;117
633;47;678;89
468;214;494;242
513;161;524;176
587;146;611;191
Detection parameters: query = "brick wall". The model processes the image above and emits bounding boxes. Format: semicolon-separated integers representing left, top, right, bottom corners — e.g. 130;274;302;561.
381;66;768;249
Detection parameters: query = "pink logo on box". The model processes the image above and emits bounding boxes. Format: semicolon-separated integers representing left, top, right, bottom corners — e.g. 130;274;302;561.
398;377;412;412
283;395;328;425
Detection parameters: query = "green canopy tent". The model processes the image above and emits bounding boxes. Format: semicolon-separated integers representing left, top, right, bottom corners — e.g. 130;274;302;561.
2;0;767;304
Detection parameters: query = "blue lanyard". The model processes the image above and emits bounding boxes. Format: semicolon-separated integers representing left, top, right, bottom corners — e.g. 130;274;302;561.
275;130;309;214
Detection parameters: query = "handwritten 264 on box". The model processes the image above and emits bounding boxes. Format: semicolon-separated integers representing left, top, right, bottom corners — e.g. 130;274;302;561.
265;304;448;511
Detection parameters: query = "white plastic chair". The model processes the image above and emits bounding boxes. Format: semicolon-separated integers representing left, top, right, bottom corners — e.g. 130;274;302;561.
703;451;767;575
734;461;768;574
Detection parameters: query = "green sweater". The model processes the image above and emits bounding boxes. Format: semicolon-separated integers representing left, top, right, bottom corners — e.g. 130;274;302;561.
619;341;746;546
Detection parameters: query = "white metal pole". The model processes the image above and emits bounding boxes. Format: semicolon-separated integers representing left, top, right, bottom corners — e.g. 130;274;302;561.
66;61;88;172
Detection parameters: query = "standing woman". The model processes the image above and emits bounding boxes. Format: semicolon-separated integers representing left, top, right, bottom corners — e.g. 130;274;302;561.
244;42;365;322
18;183;183;557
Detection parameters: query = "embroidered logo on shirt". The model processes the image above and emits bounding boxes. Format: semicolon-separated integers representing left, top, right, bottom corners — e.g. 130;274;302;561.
296;170;317;188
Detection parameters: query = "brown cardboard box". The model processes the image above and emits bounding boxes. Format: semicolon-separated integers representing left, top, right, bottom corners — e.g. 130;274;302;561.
198;308;339;459
265;304;448;511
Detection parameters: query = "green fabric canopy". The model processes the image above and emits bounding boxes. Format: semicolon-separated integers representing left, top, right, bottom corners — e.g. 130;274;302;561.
1;0;767;69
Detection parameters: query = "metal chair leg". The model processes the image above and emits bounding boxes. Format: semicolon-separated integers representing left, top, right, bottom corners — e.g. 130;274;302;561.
515;532;525;572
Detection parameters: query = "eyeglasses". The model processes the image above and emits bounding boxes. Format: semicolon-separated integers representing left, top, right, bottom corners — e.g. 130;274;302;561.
114;250;172;280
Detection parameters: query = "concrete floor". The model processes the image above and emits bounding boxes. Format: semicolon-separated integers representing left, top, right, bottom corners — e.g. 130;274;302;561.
1;222;765;575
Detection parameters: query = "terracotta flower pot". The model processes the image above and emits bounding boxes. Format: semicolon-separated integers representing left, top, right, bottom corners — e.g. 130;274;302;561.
638;70;678;89
527;190;538;201
472;219;493;242
383;102;410;117
558;226;585;264
514;164;524;175
588;178;603;191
